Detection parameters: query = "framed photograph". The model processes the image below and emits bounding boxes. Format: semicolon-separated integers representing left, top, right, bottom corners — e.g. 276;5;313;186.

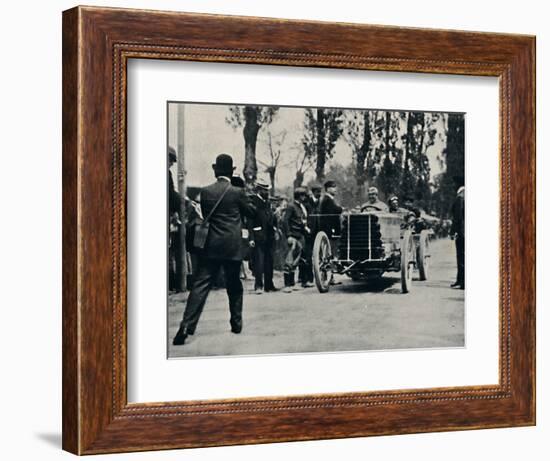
62;5;535;455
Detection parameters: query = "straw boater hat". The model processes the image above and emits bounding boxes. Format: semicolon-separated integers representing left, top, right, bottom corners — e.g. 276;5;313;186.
294;187;307;198
255;179;271;191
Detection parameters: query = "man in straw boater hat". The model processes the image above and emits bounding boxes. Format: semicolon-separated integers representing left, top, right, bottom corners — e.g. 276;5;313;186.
173;154;256;346
248;179;278;294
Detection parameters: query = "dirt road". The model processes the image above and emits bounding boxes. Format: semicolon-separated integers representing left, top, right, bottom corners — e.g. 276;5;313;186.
168;238;464;358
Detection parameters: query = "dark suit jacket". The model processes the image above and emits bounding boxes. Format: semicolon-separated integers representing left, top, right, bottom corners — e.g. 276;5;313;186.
282;201;307;240
200;178;255;261
168;170;181;215
319;194;343;239
304;196;321;235
451;194;465;238
247;194;276;246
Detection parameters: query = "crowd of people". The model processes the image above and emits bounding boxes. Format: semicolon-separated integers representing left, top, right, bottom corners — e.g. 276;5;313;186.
170;152;465;346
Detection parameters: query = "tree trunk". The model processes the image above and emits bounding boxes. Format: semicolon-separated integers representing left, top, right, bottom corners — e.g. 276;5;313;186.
315;109;326;182
405;111;414;165
294;170;304;188
269;168;276;195
385;111;392;159
417;112;426;157
355;111;370;200
243;106;260;185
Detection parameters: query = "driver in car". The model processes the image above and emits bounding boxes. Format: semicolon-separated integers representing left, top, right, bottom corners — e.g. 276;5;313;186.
360;187;388;212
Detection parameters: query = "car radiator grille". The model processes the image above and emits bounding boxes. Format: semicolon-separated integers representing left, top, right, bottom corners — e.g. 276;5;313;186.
339;214;384;260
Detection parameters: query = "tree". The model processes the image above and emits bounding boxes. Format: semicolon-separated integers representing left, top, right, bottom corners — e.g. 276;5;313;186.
302;108;344;183
343;110;371;199
401;111;437;206
324;162;361;209
438;113;465;217
258;129;287;195
376;111;404;199
378;152;402;199
292;147;315;188
293;108;318;187
367;111;390;183
226;105;279;184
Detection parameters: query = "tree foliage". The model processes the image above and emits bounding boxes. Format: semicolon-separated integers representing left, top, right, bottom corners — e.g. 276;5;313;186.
301;108;344;183
225;104;463;218
437;113;465;217
344;110;371;196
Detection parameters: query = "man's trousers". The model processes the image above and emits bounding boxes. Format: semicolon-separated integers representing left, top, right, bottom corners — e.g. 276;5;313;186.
283;235;304;287
455;235;465;287
181;257;243;333
252;244;275;291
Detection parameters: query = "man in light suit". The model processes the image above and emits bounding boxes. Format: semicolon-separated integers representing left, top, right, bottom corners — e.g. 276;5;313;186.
173;154;255;346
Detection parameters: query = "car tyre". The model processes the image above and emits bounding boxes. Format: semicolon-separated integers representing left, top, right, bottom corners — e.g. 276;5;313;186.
313;231;331;293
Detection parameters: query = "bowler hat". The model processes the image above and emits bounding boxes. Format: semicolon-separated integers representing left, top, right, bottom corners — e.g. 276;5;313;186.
168;146;177;163
212;153;235;175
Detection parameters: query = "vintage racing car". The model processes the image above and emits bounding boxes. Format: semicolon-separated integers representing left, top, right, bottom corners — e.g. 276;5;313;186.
312;208;430;293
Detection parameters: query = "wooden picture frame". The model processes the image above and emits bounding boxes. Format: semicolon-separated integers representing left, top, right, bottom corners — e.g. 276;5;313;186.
62;5;535;455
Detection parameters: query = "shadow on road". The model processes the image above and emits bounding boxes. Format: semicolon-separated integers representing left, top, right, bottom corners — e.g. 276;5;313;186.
445;296;465;302
334;276;398;294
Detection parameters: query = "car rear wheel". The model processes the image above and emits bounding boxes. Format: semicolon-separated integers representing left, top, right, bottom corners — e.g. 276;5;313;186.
313;231;332;293
417;230;430;281
400;230;414;293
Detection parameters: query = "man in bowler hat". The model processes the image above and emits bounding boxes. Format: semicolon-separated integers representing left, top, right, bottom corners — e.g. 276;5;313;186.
172;154;255;346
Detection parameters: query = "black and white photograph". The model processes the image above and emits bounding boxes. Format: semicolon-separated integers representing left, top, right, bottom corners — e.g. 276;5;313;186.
167;101;465;358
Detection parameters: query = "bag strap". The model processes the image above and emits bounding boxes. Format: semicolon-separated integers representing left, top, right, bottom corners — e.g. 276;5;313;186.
202;182;232;224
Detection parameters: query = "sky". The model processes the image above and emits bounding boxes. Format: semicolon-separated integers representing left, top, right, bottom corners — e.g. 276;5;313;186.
168;102;449;191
